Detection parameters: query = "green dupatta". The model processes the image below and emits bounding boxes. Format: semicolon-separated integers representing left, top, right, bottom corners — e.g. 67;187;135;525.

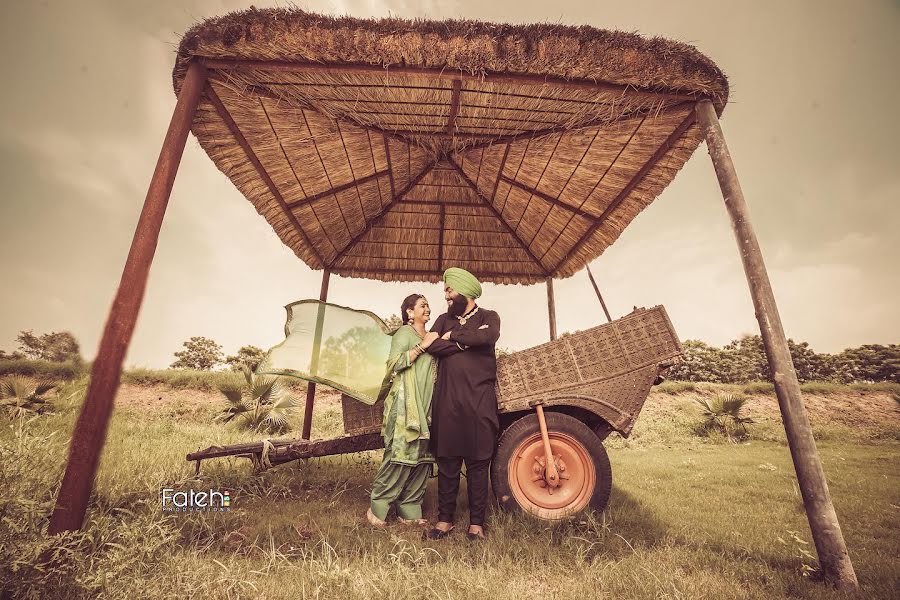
375;324;435;466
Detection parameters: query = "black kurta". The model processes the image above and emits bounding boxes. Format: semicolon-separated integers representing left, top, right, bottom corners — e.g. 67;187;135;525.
426;307;501;460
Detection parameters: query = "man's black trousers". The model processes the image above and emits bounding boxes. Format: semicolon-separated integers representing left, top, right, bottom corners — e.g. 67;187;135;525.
436;456;491;526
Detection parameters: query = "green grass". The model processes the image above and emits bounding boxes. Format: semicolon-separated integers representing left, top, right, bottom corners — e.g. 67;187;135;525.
1;386;897;599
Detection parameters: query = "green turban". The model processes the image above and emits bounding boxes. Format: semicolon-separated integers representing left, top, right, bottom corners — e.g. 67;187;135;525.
443;267;482;299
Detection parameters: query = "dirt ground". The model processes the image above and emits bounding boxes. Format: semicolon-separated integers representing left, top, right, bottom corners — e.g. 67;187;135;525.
107;381;900;433
642;388;900;432
111;383;345;414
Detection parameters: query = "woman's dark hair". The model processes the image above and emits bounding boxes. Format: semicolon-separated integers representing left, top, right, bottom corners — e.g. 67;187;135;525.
401;294;425;324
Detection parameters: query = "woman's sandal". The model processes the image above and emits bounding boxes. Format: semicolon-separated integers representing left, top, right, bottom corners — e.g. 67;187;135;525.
397;517;429;527
366;508;387;528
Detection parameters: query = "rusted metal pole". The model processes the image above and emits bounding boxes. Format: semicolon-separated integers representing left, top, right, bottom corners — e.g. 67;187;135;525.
695;100;857;590
585;264;612;323
546;277;557;341
534;403;560;488
301;269;331;440
48;62;207;534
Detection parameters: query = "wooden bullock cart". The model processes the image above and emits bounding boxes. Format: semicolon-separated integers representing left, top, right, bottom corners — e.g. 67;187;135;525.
187;304;682;520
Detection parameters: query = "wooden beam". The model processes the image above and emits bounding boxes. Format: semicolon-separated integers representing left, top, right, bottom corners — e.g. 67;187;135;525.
461;100;691;151
332;266;541;279
329;161;438;267
304;107;559;125
205;84;325;267
696;99;858;590
448;158;549;276
48;62;208;534
382;134;396;203
396;200;485;208
302;269;330;440
344;239;527;251
208;74;420;150
378;129;501;138
370;224;511;235
187;431;384;465
490;145;511;204
546;277;557;341
553;109;697;273
201;59;700;103
438;203;446;271
500;175;599;220
341;254;534;265
286;169;390;209
585;264;612;323
262;94;581;115
447;79;462;135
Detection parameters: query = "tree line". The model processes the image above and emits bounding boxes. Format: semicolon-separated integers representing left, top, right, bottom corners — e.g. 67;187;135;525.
1;329;897;384
667;336;898;384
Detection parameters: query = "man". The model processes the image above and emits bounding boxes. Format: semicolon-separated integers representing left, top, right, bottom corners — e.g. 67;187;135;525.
424;267;500;541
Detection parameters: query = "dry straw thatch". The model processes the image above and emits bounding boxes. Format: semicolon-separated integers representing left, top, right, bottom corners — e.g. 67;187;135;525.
174;8;728;284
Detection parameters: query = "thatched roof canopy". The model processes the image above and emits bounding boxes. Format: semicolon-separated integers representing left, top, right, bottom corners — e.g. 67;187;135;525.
174;8;728;284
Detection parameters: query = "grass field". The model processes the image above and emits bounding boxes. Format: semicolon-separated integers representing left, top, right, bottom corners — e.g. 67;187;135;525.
1;380;898;599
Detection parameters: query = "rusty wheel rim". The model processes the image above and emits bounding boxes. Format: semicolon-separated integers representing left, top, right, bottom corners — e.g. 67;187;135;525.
507;431;596;520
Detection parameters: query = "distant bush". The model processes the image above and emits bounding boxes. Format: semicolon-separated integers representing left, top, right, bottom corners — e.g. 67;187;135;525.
0;359;87;380
224;345;266;372
122;368;243;392
669;337;899;384
15;330;82;363
170;336;224;371
652;380;697;395
741;381;775;395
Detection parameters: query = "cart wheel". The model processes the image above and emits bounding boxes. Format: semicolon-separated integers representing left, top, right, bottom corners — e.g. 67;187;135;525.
492;412;612;520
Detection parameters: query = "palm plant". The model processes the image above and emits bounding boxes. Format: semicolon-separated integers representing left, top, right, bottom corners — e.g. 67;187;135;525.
695;393;754;440
0;376;57;417
216;366;300;434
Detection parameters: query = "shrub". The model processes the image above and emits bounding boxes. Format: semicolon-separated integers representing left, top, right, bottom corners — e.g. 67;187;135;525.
216;367;301;434
695;393;754;441
0;377;58;417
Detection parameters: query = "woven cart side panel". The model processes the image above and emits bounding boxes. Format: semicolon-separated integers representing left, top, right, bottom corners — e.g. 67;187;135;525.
587;364;659;434
614;307;682;369
496;308;676;404
341;393;383;434
567;325;629;381
496;353;530;400
505;341;582;395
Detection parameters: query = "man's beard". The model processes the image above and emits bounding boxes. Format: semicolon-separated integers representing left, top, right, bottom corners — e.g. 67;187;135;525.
447;295;468;317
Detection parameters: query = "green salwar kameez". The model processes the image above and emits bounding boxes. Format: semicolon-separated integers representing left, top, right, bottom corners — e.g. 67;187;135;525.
370;325;436;521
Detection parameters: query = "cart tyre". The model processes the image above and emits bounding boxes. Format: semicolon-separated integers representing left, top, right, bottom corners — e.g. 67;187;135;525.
492;412;612;520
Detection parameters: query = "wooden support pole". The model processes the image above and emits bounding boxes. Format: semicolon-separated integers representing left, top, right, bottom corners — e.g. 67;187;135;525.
302;269;331;440
695;100;858;590
585;264;612;323
48;62;208;534
546;277;557;341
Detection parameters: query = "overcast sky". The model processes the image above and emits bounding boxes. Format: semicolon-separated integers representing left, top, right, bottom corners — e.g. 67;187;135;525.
1;0;897;367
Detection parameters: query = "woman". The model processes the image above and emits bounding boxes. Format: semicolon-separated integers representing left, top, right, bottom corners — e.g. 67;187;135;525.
367;294;439;527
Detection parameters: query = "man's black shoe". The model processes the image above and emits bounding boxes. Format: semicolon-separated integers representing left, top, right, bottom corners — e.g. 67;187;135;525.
423;526;454;540
465;531;485;541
